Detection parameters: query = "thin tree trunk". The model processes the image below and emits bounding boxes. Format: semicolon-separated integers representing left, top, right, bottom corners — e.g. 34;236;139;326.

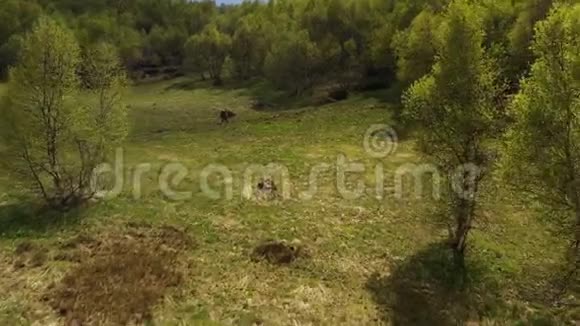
451;168;480;269
452;198;472;265
22;144;50;204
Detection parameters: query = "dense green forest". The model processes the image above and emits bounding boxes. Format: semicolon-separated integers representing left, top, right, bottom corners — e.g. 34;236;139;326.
0;0;564;90
0;0;579;324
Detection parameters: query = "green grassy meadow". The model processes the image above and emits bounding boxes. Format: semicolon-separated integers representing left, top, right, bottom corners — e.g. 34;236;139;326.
0;79;575;325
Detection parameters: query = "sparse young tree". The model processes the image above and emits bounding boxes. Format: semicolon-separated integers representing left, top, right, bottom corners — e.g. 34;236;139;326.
76;42;129;194
185;24;231;85
502;3;580;260
0;17;128;209
403;0;500;266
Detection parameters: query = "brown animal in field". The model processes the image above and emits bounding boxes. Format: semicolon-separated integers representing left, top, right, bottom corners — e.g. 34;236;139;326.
219;109;236;124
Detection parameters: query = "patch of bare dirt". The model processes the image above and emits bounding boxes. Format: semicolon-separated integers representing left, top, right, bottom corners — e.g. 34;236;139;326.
48;223;193;325
251;240;307;265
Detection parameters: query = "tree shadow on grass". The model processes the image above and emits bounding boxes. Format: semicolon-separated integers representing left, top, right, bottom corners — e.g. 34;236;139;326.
164;78;201;91
161;77;307;112
366;242;504;325
0;201;84;238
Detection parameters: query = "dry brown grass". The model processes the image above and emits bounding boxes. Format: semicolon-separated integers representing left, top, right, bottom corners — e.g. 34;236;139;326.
12;241;48;269
48;224;193;325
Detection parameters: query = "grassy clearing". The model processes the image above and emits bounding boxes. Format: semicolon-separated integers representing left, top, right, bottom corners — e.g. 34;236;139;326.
0;78;576;325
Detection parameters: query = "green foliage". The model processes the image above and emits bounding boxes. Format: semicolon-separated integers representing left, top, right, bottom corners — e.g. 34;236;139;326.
0;17;127;208
403;0;501;260
0;0;42;79
23;0;220;75
368;23;397;73
70;13;144;70
79;42;129;147
392;10;441;84
264;29;321;95
230;14;271;80
1;16;81;206
116;25;144;70
147;25;188;66
404;0;499;170
502;3;580;245
185;24;231;85
507;0;554;82
0;35;25;80
0;0;560;90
